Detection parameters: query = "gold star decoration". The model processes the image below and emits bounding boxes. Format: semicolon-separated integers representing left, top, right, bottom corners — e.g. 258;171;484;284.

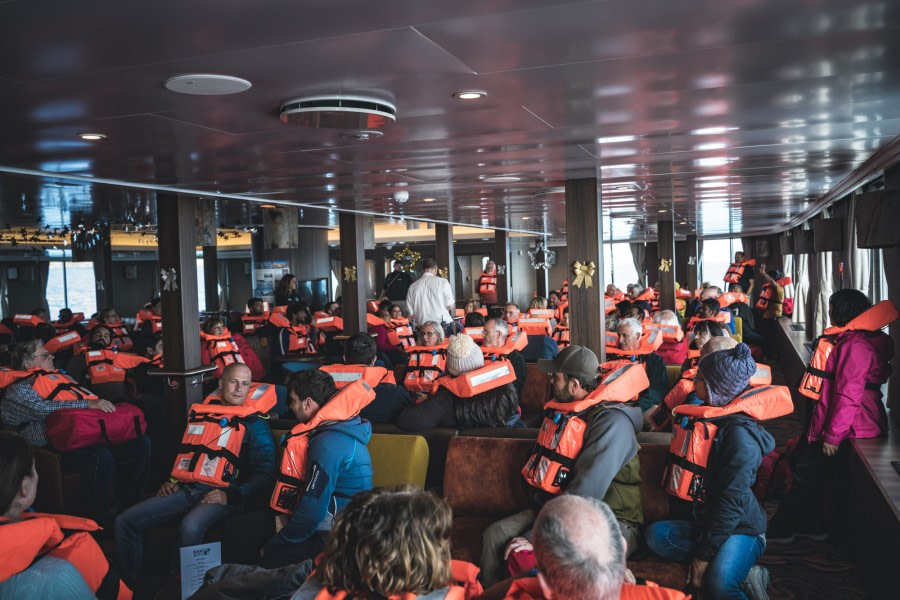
572;260;596;288
438;267;449;279
343;265;358;282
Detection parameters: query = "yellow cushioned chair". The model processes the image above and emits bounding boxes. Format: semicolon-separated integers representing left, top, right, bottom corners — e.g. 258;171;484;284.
368;433;429;488
666;365;682;390
732;316;743;343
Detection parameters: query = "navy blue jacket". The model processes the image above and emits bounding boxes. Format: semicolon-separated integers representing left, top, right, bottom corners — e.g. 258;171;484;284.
694;415;775;561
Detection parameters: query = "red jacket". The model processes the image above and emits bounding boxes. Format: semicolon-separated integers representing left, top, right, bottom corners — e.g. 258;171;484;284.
655;337;688;366
807;330;892;446
201;333;266;382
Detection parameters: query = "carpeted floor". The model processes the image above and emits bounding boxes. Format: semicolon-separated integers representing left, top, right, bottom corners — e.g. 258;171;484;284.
757;364;868;600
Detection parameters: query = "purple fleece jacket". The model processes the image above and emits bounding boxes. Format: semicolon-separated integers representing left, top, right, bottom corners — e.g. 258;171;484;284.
807;330;893;446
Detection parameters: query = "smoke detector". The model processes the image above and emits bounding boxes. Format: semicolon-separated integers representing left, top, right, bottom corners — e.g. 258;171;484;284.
279;95;396;129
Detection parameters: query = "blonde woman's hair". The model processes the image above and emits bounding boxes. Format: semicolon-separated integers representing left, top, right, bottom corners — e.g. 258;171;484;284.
319;485;453;598
529;296;548;310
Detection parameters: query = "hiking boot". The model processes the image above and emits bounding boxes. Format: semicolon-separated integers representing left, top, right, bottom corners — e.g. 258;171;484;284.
766;521;794;543
740;565;770;600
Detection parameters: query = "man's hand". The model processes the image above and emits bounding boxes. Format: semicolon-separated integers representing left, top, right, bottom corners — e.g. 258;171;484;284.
503;536;533;560
87;399;116;413
158;481;180;497
200;489;227;505
687;559;709;588
822;442;839;457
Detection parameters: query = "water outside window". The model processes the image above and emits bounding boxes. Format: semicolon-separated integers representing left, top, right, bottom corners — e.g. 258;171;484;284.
603;242;640;289
46;261;98;316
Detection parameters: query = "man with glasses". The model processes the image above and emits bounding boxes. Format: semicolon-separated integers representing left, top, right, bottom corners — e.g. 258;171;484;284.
0;340;150;523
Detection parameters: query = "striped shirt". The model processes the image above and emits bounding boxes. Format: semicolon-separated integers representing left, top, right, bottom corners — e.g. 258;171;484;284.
0;381;89;447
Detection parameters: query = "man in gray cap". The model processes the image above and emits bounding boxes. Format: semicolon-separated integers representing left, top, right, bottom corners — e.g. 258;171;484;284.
479;345;644;587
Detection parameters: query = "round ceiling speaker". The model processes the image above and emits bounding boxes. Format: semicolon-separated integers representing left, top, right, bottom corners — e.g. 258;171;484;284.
164;74;252;95
279;95;396;129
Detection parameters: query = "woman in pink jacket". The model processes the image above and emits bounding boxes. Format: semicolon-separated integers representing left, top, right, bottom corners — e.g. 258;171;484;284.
768;289;893;542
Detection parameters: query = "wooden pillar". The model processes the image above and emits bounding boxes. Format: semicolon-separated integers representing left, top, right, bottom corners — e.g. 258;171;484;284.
93;223;114;309
657;220;676;311
685;234;699;292
565;178;606;361
435;224;456;299
494;230;510;306
156;193;204;414
202;246;219;312
339;212;366;334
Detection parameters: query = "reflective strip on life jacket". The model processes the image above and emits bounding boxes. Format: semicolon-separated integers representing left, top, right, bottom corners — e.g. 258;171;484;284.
320;365;395;389
171;383;276;487
527;309;555;318
242;313;270;335
686;311;730;331
403;343;449;393
517;317;552;336
436;359;517;398
522;362;650;494
463;327;484;344
604;296;617;314
44;330;83;354
479;273;498;295
798;300;899;400
271;380;376;513
606;329;664;360
315;316;344;332
662;385;792;503
0;513;132;599
13;314;43;327
643;321;684;343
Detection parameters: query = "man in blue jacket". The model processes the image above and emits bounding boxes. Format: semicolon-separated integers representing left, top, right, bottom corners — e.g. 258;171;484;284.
222;369;373;568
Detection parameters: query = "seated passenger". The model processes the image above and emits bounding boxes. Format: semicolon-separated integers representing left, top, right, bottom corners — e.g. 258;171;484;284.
320;332;412;423
551;308;569;350
273;303;316;356
65;325;150;402
650;309;687;365
647;343;777;599
683;320;728;373
293;485;483;599
690;291;736;334
115;363;275;581
482;318;527;399
222;370;373;568
402;321;448;400
480;346;644;587
135;297;163;342
0;432;132;599
241;296;272;338
607;318;668;414
503;303;522;331
90;307;134;351
0;340;150;522
52;307;87;337
499;495;687;599
397;334;521;432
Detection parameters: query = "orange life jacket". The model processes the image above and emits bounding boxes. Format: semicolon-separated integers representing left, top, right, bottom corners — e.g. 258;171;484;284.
320;365;397;389
302;560;480;600
271;380;375;513
481;330;528;357
83;349;149;384
479;272;498;296
503;576;688;600
386;318;416;349
53;312;85;334
135;310;162;333
527;309;555;319
633;288;654;303
12;313;43;327
559;281;569;302
93;322;134;352
315;315;344;332
522;362;650;494
270;313;316;354
604;296;617;314
365;312;387;328
200;329;245;376
723;258;756;284
463;327;484;344
754;283;782;312
171;383;276;487
44;330;83;355
551;325;569;350
718;292;748;308
643;321;684;343
0;513;132;599
366;300;381;314
242;310;271;336
605;330;664;362
434;359;518;397
517;316;552;336
662;385;792;503
685;310;731;331
676;288;693;300
403;343;449;393
776;276;792;287
0;368;98;401
798;300;899;401
650;363;772;432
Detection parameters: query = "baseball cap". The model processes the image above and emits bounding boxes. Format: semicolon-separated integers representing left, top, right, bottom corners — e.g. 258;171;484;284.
537;345;599;381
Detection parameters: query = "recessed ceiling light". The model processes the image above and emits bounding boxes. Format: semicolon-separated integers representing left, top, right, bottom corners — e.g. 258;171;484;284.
77;133;107;141
658;209;667;213
423;197;435;202
164;74;252;95
522;216;530;220
259;203;277;209
453;90;487;100
483;175;521;184
680;220;688;225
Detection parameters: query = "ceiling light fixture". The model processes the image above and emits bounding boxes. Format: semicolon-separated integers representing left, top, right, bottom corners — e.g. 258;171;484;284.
259;203;277;209
164;74;252;95
77;133;107;141
483;175;521;183
280;95;396;129
423;197;435;202
453;90;487;100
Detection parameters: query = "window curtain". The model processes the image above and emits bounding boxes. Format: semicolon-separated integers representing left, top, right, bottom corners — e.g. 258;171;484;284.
629;243;645;286
37;260;50;313
217;259;229;311
810;250;834;337
0;266;8;317
882;247;900;425
845;193;872;294
330;258;342;300
782;254;795;299
792;252;809;325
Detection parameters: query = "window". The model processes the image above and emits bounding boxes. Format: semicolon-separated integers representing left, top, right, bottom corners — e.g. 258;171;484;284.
46;261;98;317
700;239;742;287
603;243;639;288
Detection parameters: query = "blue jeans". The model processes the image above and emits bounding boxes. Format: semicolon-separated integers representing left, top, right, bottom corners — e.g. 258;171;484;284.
115;483;238;580
645;520;765;600
0;556;95;599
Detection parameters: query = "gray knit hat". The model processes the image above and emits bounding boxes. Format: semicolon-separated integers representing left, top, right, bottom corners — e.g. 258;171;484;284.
446;334;485;376
697;342;756;407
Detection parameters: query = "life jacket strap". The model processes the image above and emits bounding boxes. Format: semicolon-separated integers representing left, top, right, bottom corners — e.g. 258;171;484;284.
177;443;242;474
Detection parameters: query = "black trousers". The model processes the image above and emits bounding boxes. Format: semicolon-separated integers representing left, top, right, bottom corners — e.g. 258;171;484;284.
771;437;835;529
221;509;328;569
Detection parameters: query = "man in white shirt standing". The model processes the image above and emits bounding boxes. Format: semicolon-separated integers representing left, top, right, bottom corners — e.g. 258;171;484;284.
406;258;455;334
